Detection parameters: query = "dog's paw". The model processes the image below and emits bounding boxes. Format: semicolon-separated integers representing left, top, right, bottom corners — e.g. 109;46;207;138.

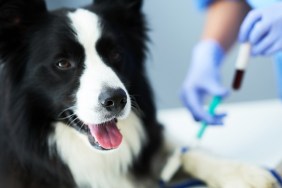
207;162;277;188
181;150;278;188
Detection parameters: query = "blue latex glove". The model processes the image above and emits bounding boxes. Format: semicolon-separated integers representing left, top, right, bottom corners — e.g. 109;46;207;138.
239;2;282;56
180;40;228;125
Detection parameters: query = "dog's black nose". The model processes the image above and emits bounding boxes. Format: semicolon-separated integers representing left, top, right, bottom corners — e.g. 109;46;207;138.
99;88;127;113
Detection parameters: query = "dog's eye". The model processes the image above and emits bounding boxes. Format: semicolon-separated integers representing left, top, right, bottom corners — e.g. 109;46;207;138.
56;59;73;70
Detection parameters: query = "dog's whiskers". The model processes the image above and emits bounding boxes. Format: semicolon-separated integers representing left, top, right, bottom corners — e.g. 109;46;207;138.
67;116;79;128
79;121;86;132
58;113;75;120
57;106;76;119
129;96;143;117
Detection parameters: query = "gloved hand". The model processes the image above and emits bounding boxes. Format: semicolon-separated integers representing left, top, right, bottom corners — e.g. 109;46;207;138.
180;40;228;125
239;2;282;56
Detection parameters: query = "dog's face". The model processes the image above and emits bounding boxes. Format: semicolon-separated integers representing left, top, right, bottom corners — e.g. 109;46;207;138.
0;0;145;151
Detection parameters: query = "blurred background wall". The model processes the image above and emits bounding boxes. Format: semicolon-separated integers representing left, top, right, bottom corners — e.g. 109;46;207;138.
47;0;278;109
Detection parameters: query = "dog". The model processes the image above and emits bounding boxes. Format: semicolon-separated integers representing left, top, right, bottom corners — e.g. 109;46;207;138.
0;0;278;187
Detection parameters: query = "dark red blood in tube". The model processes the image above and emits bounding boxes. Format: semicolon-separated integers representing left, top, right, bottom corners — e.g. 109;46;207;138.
232;70;245;90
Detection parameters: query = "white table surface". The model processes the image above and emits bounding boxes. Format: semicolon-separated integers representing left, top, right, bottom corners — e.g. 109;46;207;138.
158;99;282;169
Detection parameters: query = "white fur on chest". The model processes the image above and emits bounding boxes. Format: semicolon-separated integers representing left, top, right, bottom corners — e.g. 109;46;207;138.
49;112;146;188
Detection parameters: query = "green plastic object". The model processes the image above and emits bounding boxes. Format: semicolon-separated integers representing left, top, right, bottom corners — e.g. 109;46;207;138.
197;96;222;139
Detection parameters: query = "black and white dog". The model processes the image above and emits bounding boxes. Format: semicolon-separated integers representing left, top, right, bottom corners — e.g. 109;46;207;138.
0;0;277;187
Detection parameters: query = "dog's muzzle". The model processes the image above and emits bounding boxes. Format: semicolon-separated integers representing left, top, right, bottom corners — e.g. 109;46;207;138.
60;87;129;151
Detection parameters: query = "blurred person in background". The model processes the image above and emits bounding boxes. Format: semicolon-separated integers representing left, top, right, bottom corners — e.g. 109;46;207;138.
180;0;282;125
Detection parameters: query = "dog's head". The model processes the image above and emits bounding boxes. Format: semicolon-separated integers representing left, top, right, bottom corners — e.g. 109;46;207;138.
0;0;146;151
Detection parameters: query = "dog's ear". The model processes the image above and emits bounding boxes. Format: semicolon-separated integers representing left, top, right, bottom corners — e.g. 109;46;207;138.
92;0;144;24
0;0;47;62
0;0;47;26
127;0;142;11
93;0;142;11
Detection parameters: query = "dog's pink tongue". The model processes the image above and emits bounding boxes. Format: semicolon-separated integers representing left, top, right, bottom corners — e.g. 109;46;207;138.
88;120;122;149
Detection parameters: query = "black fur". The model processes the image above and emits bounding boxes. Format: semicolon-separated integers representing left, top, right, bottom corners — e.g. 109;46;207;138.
0;0;163;187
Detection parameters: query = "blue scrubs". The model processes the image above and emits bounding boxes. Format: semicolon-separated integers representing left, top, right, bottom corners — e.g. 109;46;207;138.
196;0;282;99
195;0;214;9
196;0;280;9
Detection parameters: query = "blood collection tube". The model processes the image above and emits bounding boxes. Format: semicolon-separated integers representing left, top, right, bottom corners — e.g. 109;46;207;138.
232;43;251;90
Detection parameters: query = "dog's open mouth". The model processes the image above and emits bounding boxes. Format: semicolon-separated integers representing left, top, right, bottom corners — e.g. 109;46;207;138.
61;111;122;151
88;119;122;150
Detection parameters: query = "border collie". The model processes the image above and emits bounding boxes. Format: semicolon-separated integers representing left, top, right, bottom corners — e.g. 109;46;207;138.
0;0;277;187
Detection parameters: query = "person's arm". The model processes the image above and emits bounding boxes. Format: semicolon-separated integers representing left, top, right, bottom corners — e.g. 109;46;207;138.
202;0;250;52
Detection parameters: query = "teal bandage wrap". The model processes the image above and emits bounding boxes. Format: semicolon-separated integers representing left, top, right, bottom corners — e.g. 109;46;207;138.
197;96;222;139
